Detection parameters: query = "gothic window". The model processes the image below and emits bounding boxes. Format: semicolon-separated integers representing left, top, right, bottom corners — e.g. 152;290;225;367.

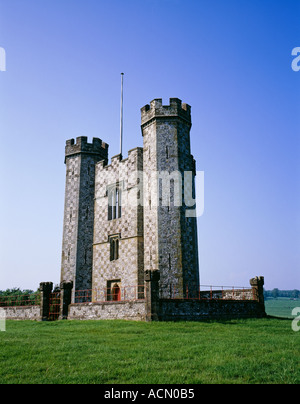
109;235;120;261
108;184;122;220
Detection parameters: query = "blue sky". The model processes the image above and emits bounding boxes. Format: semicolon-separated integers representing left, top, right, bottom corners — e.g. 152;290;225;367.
0;0;299;291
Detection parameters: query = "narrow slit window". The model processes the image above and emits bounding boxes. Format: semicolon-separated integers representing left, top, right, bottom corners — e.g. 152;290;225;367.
108;184;122;220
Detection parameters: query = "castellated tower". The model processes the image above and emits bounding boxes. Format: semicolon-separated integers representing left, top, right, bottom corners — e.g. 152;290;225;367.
141;98;200;298
57;98;266;321
60;137;108;297
60;98;200;305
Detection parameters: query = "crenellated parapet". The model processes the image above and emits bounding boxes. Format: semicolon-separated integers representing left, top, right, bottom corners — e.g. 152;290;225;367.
65;136;109;163
141;98;191;129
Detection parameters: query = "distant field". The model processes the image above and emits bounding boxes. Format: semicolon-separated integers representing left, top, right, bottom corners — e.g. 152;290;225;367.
0;318;299;384
265;298;300;319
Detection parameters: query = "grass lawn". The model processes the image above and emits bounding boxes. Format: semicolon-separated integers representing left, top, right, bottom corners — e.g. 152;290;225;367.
0;318;299;384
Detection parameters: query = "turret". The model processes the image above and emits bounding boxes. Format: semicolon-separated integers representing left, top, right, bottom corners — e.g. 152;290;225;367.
60;136;109;300
141;98;191;128
141;98;199;298
65;136;108;162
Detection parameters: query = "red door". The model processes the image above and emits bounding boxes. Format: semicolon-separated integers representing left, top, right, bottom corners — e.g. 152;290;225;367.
112;284;121;301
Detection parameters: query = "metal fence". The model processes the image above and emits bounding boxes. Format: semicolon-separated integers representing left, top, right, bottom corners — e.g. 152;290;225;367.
0;283;255;309
49;292;60;321
73;284;255;304
160;284;255;301
0;293;41;307
74;285;146;304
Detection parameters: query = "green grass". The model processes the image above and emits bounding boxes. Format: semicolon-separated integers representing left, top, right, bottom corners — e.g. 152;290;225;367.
265;298;300;319
0;318;299;384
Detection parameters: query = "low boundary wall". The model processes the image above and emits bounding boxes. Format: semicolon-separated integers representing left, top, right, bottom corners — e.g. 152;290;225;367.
2;305;41;321
67;299;265;322
1;276;266;322
159;299;265;321
68;300;147;321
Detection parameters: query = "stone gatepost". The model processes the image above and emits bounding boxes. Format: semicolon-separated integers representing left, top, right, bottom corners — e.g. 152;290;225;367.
39;282;53;321
145;270;160;322
250;276;266;315
60;282;73;320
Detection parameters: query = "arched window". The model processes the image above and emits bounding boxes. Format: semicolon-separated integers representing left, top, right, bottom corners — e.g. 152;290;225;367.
109;235;120;261
108;184;122;220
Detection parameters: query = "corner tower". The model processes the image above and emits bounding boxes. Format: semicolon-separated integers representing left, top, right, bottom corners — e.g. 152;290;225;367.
60;136;109;297
141;98;200;298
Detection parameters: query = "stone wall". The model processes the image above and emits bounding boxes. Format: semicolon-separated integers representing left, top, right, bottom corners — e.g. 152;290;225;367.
146;273;266;321
67;294;264;322
159;299;266;321
2;305;41;320
68;300;147;321
1;298;264;322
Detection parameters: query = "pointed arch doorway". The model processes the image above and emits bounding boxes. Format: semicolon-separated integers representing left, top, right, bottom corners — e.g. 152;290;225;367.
112;283;121;301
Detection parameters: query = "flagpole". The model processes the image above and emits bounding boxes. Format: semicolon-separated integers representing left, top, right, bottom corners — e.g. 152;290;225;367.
120;73;124;157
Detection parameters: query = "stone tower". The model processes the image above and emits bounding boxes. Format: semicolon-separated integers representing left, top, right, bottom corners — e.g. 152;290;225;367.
141;98;200;298
56;98;268;322
60;136;108;297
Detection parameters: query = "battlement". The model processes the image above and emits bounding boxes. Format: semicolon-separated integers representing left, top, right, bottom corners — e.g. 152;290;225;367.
65;136;109;160
96;147;143;171
141;98;191;127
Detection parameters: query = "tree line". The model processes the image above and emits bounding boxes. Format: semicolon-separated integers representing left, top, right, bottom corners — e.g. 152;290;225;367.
264;289;300;299
0;288;37;296
0;288;40;307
